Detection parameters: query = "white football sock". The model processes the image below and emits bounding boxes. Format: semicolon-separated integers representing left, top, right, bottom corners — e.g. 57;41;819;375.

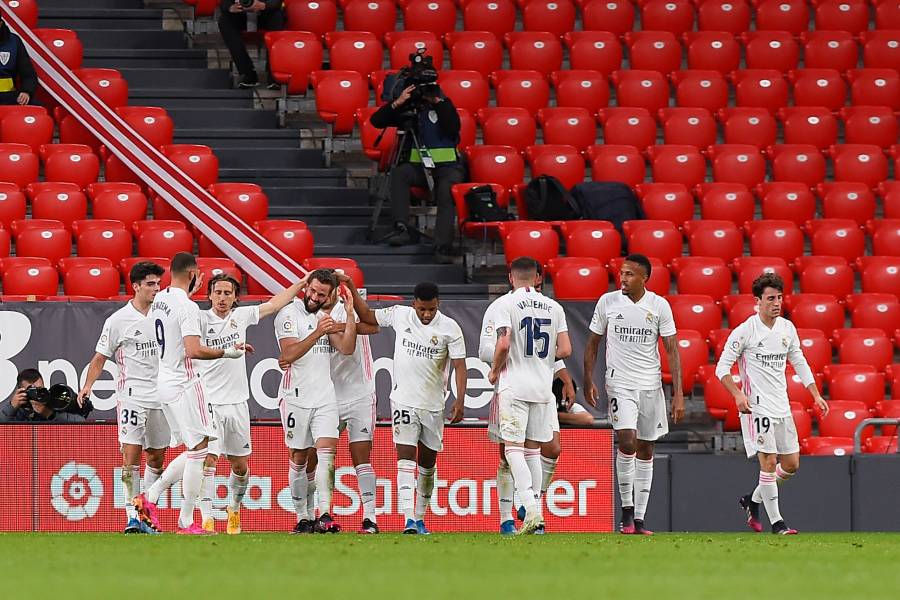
634;457;653;521
306;470;317;519
504;447;536;512
496;463;514;524
143;465;162;493
148;451;187;504
122;465;140;520
775;464;795;485
397;459;417;522
415;465;436;521
199;466;215;522
288;460;309;520
228;470;249;512
524;448;542;515
355;463;377;522
758;471;782;524
178;449;207;529
316;448;335;516
616;450;635;508
540;455;557;496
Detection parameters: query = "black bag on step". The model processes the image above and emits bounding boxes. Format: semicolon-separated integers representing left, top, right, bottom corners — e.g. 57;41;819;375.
464;185;509;222
570;181;643;232
523;175;581;221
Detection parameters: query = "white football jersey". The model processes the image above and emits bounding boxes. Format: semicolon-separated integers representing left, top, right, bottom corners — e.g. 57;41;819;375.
274;299;336;409
197;305;260;405
95;301;160;409
375;304;466;412
492;287;569;403
715;314;816;419
328;302;375;402
150;286;202;397
589;290;676;391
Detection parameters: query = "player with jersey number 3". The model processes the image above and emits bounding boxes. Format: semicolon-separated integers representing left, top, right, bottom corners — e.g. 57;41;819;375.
716;273;828;536
583;254;684;536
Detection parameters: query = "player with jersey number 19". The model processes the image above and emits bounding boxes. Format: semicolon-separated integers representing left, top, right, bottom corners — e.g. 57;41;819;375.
716;273;828;536
194;272;308;534
353;282;467;534
79;261;167;535
583;254;684;536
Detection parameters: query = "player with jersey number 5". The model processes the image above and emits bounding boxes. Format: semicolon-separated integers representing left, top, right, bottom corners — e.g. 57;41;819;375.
715;273;828;536
488;257;572;535
79;261;167;535
352;281;467;534
583;254;684;536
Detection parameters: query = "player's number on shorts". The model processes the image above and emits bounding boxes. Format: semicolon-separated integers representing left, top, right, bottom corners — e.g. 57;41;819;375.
207;403;214;419
519;317;551;359
154;318;165;359
610;398;618;413
393;409;411;425
754;416;771;433
120;409;138;426
286;412;295;428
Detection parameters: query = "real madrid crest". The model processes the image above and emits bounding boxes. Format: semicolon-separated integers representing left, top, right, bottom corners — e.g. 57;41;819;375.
430;335;438;346
757;435;765;445
782;337;789;348
230;319;238;329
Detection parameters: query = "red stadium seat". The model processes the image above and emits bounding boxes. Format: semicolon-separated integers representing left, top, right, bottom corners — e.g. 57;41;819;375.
847;68;900;110
70;219;125;237
755;0;809;35
387;31;444;71
42;146;100;191
136;226;193;259
671;70;729;113
552;70;610;114
465;145;525;191
646;145;706;189
31;189;87;232
703;371;742;431
62;260;120;298
492;70;550;115
1;259;58;296
343;0;395;41
547;257;609;300
310;70;369;135
596;108;655;150
695;182;755;227
768;144;826;187
161;145;219;189
882;181;900;219
323;31;381;79
818;400;871;440
476;107;535;152
265;31;322;95
801;30;859;72
563;31;623;75
15;225;71;264
746;220;804;262
659;329;708;394
461;1;516;41
0;143;38;190
625;31;682;75
259;226;314;263
707;144;766;188
76;226;133;266
797;328;833;375
830;144;889;189
355;107;396;170
870;219;900;256
0;183;26;230
708;328;733;356
734;256;793;294
562;220;622;264
522;0;576;37
724;293;758;327
683;31;740;74
6;0;39;28
815;0;869;34
786;293;845;337
668;294;723;338
445;31;503;78
659;108;717;148
850;295;900;337
10;218;66;236
817;183;877;227
718;107;777;149
253;219;307;234
451;182;510;239
840;106;898;149
611;70;670;114
864;436;899;454
861;30;900;69
777;107;838;149
504;32;563;76
796;256;854;299
741;30;799;71
75;68;129;110
789;68;846;111
641;0;695;36
622;220;683;266
537;109;597;154
802;437;855;456
792;403;813;443
197;257;244;290
858;256;900;296
502;226;560;267
0;110;53;154
697;0;751;34
284;0;337;35
836;328;893;372
635;182;695;226
684;219;745;263
672;256;733;300
756;182;816;226
33;28;83;70
582;0;635;35
524;144;586;190
403;0;457;37
609;256;671;296
586;144;646;187
876;0;900;28
438;71;489;114
731;69;789;114
118;257;172;288
114;106;174;148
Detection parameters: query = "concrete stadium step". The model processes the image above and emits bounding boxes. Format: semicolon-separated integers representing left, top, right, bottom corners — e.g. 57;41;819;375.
119;68;232;89
167;108;277;129
307;225;376;245
84;49;207;69
130;88;255;110
212;147;324;169
67;29;186;50
269;206;372;219
38;9;165;29
218;169;347;188
264;187;370;208
174;128;301;149
316;245;438;263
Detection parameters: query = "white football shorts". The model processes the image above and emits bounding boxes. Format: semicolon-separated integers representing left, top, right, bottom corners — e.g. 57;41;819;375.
338;392;377;444
606;386;669;441
116;401;170;450
498;393;554;445
207;402;252;457
740;413;800;459
280;401;339;450
391;401;444;452
161;382;217;450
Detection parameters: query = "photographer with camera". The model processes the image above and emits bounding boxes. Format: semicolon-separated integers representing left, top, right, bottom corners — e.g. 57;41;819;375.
0;369;88;423
370;51;466;264
218;0;284;88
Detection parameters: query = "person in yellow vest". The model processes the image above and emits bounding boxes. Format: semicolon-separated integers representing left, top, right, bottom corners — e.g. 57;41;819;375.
0;15;37;106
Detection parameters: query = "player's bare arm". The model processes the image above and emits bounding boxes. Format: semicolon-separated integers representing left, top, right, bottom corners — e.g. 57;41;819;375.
555;331;573;360
448;357;467;423
559;409;594;427
582;332;603;408
279;315;334;364
720;374;751;414
808;385;829;417
337;272;378;326
78;352;109;407
488;326;511;385
662;334;685;423
556;366;576;409
325;321;380;335
327;287;358;355
184;334;243;360
258;275;308;319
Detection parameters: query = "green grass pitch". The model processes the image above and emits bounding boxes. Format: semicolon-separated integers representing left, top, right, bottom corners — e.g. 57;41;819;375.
4;533;900;599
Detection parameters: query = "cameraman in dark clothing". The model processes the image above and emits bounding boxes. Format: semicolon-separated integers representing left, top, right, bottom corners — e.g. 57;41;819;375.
0;14;37;105
0;369;86;423
218;0;284;88
370;78;466;265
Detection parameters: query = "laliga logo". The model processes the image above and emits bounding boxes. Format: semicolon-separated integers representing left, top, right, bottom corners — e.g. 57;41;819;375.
50;462;104;521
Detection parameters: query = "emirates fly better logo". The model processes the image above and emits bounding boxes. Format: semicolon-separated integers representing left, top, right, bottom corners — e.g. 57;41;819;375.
50;462;104;521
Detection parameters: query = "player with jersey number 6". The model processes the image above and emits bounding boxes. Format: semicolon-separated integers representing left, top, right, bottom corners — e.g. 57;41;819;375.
583;254;684;536
716;273;828;536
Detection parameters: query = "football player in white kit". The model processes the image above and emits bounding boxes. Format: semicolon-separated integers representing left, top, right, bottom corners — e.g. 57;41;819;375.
583;254;684;536
488;257;572;535
353;281;467;534
715;273;828;535
193;272;307;534
79;261;167;535
134;252;246;535
276;269;357;534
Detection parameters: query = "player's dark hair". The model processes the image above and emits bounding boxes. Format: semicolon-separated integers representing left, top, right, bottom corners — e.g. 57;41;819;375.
624;253;652;278
129;261;165;285
414;281;440;301
752;273;784;298
510;256;540;279
170;252;197;275
308;268;338;290
16;368;42;388
208;273;241;299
